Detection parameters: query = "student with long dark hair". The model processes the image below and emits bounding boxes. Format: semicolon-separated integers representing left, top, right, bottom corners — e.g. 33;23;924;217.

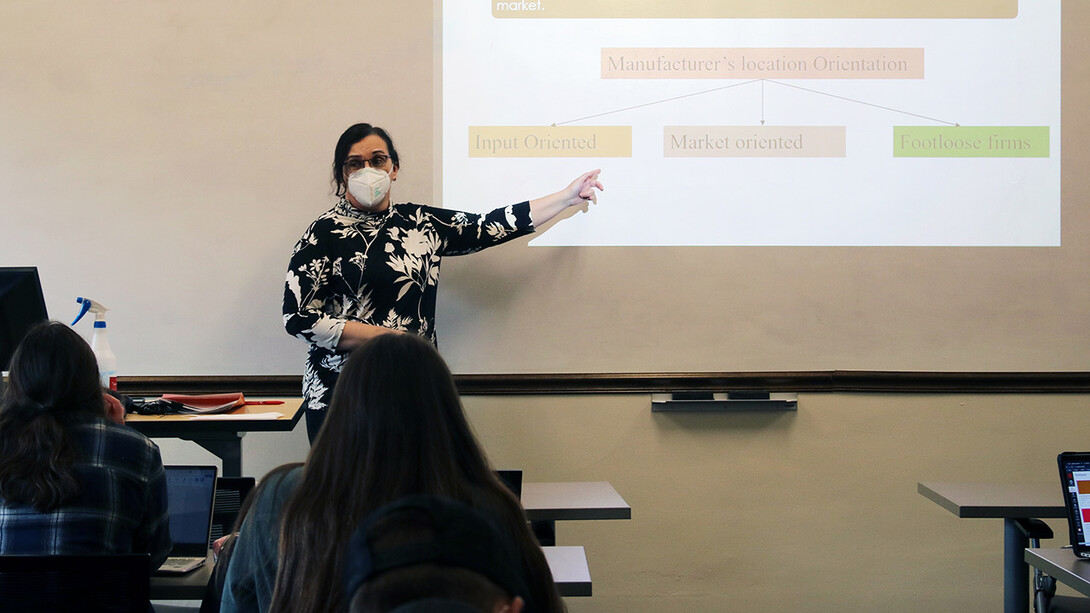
0;321;171;565
220;333;563;613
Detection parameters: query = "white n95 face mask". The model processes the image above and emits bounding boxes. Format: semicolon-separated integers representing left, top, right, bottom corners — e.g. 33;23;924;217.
347;167;391;208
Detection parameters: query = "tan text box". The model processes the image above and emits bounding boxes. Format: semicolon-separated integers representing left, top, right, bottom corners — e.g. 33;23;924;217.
665;126;847;158
604;48;923;79
469;126;632;158
494;0;1015;19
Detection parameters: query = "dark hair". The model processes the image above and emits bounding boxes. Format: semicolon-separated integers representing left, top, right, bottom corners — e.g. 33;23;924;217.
0;321;105;511
350;566;509;613
332;123;401;197
267;334;563;613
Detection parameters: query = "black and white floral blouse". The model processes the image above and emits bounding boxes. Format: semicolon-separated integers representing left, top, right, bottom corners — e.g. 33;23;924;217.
283;198;534;412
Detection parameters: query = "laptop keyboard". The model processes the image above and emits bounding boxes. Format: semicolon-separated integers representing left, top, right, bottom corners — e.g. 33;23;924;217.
158;556;206;572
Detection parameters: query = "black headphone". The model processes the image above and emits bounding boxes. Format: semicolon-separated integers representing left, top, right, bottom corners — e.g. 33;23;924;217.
129;398;186;415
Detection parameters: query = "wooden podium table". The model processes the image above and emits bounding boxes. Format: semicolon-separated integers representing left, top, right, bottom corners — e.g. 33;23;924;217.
126;399;304;477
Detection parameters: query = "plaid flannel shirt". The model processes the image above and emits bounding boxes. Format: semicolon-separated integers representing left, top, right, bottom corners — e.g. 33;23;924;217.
0;419;172;568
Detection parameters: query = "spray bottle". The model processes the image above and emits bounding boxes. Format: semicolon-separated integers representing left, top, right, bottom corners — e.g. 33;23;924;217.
71;297;117;391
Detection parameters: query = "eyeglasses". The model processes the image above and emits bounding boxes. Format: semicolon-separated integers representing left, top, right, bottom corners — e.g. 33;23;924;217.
344;153;390;173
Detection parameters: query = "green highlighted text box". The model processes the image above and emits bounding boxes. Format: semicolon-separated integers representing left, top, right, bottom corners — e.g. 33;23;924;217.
893;126;1049;158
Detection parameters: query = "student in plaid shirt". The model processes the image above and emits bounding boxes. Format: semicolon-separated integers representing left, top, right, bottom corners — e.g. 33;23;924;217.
0;322;171;568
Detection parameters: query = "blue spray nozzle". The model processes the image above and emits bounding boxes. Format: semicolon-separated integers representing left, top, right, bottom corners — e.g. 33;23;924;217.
71;299;91;325
71;297;109;326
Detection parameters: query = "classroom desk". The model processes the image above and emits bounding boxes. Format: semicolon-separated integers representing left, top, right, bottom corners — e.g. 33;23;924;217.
126;399;304;477
918;481;1065;613
521;482;631;546
1025;548;1090;598
543;546;593;597
150;483;619;600
150;553;215;601
151;546;593;600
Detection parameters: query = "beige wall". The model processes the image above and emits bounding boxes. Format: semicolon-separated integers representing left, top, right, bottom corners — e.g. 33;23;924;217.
156;392;1090;611
3;2;1087;377
2;1;1086;608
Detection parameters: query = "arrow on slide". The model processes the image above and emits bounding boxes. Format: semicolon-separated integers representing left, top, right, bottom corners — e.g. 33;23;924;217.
765;80;959;126
761;80;765;125
551;80;763;127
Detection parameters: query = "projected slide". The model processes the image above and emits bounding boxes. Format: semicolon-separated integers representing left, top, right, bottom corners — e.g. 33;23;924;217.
441;1;1059;246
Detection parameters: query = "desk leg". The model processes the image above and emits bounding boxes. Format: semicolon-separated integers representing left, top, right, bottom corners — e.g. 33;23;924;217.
532;520;556;546
1004;518;1030;613
185;432;245;477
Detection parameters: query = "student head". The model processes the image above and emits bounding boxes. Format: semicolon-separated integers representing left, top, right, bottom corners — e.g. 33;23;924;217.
333;123;401;199
2;320;104;417
309;332;492;497
344;495;528;613
269;333;535;613
0;321;106;510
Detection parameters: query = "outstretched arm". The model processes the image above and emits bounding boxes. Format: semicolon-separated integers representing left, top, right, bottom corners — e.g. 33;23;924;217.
528;169;603;227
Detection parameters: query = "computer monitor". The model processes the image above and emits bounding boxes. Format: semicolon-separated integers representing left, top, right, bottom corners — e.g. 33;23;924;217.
0;267;48;372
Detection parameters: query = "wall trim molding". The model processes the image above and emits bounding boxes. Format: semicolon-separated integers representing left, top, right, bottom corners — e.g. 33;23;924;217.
116;371;1090;396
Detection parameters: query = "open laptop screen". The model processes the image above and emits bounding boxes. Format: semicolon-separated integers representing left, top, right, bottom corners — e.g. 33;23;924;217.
1058;452;1090;557
164;465;217;557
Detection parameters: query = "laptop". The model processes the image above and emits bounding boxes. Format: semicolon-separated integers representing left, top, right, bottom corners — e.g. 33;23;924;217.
157;465;218;574
1057;452;1090;559
495;469;523;500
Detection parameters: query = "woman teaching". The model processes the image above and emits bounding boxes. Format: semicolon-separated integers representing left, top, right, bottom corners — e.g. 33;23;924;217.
283;123;603;440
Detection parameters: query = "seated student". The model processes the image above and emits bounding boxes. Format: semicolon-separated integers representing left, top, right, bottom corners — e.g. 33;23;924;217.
0;321;171;566
220;333;563;613
343;495;529;613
